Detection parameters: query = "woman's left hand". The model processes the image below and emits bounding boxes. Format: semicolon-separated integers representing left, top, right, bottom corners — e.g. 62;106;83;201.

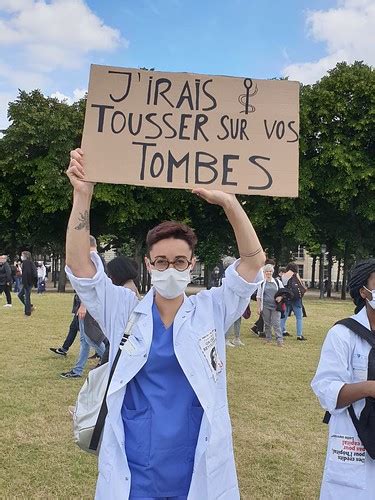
192;188;236;209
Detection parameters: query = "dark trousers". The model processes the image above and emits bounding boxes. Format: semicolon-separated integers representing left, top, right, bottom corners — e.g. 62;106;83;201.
0;283;12;304
18;285;32;315
62;314;79;352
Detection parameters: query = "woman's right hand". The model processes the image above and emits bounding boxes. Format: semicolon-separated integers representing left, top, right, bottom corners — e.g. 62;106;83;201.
66;148;95;195
77;304;87;320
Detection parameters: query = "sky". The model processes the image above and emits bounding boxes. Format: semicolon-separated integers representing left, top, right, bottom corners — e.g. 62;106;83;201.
0;0;374;130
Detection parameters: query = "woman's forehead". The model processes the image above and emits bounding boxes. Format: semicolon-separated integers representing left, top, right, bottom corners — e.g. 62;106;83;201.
149;237;192;257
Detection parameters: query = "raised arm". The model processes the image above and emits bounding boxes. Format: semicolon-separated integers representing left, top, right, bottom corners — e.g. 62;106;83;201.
65;148;96;278
192;189;265;282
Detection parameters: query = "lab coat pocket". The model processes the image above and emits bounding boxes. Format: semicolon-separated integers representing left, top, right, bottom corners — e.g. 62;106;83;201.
325;432;366;490
352;355;368;382
98;464;113;483
123;406;151;467
189;405;204;441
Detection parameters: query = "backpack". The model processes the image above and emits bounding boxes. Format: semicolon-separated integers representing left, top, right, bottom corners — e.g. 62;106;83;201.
287;273;307;300
323;318;375;459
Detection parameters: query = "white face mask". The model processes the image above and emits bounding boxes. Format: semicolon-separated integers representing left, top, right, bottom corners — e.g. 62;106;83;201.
151;267;191;299
364;286;375;310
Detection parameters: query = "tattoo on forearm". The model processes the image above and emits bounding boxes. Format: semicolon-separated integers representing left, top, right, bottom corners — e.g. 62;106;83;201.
74;210;89;231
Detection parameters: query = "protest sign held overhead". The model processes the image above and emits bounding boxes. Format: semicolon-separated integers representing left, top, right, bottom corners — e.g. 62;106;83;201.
81;65;300;197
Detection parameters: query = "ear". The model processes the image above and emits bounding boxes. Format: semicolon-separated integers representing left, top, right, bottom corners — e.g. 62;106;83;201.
359;287;369;300
144;256;152;274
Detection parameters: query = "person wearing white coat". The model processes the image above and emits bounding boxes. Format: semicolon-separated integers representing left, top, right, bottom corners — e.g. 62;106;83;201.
65;148;265;500
311;259;375;499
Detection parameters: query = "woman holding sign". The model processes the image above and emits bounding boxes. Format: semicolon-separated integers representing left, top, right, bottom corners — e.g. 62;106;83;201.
65;148;264;500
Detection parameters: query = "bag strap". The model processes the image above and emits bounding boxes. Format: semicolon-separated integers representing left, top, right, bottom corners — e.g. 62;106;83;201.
335;318;375;349
323;318;375;428
347;404;363;436
89;312;138;451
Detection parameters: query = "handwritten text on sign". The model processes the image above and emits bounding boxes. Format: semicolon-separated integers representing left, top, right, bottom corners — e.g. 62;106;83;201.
81;65;300;197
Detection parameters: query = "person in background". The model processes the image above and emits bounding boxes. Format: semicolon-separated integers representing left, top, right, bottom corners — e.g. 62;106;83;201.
224;256;245;347
37;261;47;294
49;293;81;357
277;267;290;336
0;255;12;307
311;259;375;499
280;262;307;341
99;255;141;365
18;251;37;316
61;235;106;379
256;263;284;346
278;267;286;280
13;260;22;293
210;265;221;287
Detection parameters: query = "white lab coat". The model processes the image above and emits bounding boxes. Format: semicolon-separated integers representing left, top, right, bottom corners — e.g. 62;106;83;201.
311;306;375;499
66;252;262;500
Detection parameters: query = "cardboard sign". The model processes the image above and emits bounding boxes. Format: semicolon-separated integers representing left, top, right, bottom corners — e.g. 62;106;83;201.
82;65;300;197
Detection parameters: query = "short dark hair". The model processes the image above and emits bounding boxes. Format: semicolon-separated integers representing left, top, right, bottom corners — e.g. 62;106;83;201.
286;262;298;273
146;221;197;254
349;259;375;313
107;255;138;287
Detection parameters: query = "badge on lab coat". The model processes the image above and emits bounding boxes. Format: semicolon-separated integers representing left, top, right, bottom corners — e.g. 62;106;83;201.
352;352;368;381
199;330;222;381
329;434;366;465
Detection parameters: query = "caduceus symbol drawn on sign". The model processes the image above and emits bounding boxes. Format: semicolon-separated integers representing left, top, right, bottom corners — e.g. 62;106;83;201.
238;78;258;114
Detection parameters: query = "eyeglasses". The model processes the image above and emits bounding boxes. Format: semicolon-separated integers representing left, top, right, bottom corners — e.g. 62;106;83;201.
150;256;192;272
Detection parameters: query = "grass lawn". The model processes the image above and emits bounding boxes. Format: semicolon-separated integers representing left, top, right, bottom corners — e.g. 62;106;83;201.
0;291;353;499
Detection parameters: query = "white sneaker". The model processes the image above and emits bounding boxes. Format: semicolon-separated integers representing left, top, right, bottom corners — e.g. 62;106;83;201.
3;304;12;307
232;339;245;346
226;339;236;347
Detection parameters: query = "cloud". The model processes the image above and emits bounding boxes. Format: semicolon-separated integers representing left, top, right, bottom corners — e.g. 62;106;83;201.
0;0;127;128
0;91;18;130
282;0;375;83
0;0;125;72
0;61;48;88
50;88;87;104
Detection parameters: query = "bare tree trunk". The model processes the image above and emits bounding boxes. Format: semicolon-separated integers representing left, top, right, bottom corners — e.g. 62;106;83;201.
311;255;317;288
335;259;341;292
141;260;147;294
53;256;58;288
341;243;349;300
327;249;333;298
319;254;324;299
134;237;143;273
58;254;67;292
204;264;210;289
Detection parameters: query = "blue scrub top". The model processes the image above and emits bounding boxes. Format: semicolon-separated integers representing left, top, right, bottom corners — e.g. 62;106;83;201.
122;302;203;498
